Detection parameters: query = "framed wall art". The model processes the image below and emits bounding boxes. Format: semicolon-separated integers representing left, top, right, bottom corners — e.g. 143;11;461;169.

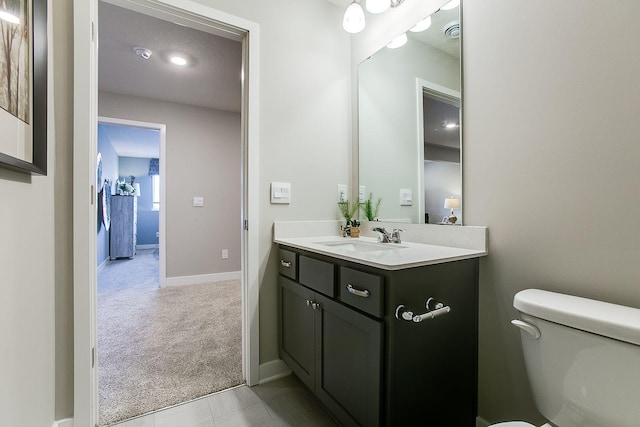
0;0;47;175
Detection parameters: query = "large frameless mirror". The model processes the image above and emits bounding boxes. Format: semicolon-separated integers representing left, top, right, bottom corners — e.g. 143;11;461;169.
358;0;461;224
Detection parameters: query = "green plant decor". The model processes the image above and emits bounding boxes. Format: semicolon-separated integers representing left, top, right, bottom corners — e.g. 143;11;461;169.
360;193;382;221
338;200;359;225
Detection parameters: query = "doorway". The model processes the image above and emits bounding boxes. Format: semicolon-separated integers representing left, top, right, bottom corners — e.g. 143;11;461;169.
73;1;261;426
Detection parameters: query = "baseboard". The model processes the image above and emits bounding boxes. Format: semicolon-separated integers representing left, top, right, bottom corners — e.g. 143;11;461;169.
97;257;109;272
476;416;490;427
52;418;74;427
136;244;159;250
258;359;292;384
162;271;242;287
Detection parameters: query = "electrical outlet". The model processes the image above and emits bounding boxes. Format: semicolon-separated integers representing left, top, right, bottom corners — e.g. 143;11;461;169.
221;249;229;260
337;185;348;202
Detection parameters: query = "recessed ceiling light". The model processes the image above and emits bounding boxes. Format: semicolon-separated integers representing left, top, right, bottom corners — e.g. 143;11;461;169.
442;121;459;129
0;10;20;24
170;56;188;66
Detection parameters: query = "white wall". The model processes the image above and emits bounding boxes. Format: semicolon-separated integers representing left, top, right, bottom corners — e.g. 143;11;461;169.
99;91;242;277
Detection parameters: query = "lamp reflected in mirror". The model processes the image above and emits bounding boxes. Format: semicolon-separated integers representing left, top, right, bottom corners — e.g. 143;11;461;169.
444;197;460;224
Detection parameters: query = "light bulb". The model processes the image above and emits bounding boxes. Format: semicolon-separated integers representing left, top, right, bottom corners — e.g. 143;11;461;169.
366;0;390;14
386;33;408;49
409;16;432;32
170;56;188;66
343;1;366;34
440;0;460;11
0;11;20;24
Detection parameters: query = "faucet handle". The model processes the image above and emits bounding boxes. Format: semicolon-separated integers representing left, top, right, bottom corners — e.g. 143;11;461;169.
391;229;405;243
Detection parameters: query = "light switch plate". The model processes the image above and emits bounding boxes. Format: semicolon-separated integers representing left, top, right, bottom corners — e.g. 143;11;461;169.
337;185;348;202
359;186;366;203
271;182;291;204
193;196;204;207
400;188;413;206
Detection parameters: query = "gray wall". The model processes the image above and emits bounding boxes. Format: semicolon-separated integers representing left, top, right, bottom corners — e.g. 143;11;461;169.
464;0;640;423
353;0;640;423
119;157;159;246
100;91;242;277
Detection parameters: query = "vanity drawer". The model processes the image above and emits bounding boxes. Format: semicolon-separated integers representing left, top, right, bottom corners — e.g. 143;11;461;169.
278;248;297;280
299;255;335;297
339;267;384;318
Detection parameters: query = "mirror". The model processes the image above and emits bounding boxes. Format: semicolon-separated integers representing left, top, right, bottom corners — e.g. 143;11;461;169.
358;2;461;224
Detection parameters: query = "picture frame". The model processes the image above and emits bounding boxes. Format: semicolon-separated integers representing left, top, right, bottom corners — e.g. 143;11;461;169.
0;0;47;175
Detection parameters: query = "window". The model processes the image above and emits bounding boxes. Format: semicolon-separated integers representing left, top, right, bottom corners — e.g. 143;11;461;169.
152;175;160;211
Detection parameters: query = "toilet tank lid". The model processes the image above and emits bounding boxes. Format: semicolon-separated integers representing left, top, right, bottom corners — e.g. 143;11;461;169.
514;289;640;346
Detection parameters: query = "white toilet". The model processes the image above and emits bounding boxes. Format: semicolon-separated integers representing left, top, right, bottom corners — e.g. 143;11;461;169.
490;288;640;427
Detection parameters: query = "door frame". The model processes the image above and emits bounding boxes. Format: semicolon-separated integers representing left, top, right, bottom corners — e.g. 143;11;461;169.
98;116;167;283
73;1;261;425
415;78;461;224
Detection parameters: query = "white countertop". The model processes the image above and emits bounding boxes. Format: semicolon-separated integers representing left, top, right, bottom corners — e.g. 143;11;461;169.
274;235;487;270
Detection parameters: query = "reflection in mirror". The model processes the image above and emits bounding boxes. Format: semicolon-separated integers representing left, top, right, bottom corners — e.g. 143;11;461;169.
358;2;461;224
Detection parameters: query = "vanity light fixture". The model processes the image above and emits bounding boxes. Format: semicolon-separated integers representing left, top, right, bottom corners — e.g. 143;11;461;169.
344;0;405;33
440;0;460;10
170;55;188;66
0;10;20;24
409;16;432;33
442;121;459;129
386;33;408;49
343;0;366;34
444;197;460;224
366;0;389;14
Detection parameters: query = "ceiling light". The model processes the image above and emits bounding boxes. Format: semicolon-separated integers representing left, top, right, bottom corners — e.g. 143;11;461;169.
386;33;407;49
442;121;459;129
134;47;152;60
366;0;389;14
343;0;365;34
409;16;432;33
440;0;460;10
0;10;20;24
170;56;188;66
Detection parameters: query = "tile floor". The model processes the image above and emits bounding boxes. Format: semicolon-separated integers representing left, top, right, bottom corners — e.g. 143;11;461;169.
110;375;339;427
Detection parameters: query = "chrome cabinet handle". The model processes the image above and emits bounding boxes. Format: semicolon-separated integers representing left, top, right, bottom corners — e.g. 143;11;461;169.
305;300;320;310
346;284;370;298
280;259;292;268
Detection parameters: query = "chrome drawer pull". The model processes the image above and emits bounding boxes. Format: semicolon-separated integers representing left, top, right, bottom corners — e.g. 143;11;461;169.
346;284;370;298
280;259;292;268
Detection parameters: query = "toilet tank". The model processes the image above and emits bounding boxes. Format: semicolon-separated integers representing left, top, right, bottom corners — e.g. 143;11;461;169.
513;289;640;427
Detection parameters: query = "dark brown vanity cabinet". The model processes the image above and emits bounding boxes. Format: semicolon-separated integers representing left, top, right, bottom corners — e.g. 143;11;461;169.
278;246;479;426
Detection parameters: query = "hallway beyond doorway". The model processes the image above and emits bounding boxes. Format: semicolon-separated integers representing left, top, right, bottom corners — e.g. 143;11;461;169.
98;249;243;425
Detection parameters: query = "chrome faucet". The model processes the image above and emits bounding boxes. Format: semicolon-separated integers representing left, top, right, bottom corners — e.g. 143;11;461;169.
373;227;405;243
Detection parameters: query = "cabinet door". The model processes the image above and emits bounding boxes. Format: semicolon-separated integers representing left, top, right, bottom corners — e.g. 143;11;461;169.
314;294;382;427
279;277;316;390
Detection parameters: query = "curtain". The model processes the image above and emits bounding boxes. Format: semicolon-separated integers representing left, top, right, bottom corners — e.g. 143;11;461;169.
148;158;159;176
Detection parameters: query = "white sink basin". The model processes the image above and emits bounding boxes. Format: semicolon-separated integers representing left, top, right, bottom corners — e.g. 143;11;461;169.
316;240;407;253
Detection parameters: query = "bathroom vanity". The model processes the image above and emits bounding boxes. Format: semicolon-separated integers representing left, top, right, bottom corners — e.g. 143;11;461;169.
275;222;487;426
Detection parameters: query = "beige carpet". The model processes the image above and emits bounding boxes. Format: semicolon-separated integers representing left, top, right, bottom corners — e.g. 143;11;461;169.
98;250;243;426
